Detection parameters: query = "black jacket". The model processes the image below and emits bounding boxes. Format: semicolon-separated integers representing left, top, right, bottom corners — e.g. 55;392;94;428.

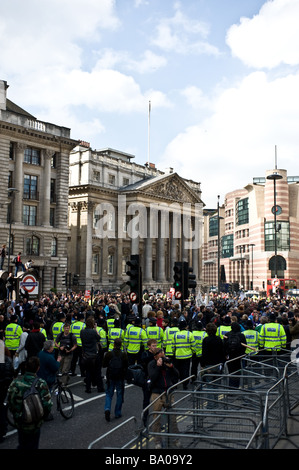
147;359;179;394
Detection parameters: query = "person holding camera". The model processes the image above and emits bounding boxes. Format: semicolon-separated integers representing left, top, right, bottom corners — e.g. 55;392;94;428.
147;347;180;449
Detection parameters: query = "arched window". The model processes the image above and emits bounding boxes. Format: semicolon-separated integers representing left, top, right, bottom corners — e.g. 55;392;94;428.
269;255;286;278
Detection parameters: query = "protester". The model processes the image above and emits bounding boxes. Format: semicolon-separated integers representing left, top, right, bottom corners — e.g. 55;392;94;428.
103;337;128;421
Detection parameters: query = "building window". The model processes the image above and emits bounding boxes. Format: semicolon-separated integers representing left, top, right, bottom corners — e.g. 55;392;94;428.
92;254;99;274
236;198;249;225
51;153;57;168
9;142;14;160
50;179;56;203
50;208;55;227
51;238;57;257
24;175;38;200
108;174;115;186
26;235;40;256
93;171;101;182
209;217;218;237
24;147;41;165
265;221;290;251
23;205;37;226
221;234;234;258
108;254;114;274
123;177;129;186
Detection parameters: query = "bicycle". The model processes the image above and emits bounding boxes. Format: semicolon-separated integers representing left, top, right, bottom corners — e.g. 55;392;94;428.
52;375;74;419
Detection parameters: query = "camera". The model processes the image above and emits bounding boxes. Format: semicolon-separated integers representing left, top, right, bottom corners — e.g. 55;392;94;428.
162;357;172;364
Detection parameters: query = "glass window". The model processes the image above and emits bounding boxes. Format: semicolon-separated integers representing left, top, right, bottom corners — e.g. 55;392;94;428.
108;254;114;274
265;221;290;251
50;179;56;203
209;217;218;237
221;234;234;258
26;235;40;255
92;254;99;274
236;198;249;225
23;205;37;226
24;147;41;165
50;208;55;227
51;238;57;257
24;175;38;200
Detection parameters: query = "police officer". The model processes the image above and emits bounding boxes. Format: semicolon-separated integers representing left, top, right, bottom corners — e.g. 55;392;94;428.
259;313;286;353
70;312;86;376
145;317;164;348
217;315;232;339
96;318;108;353
191;320;207;382
5;314;22;359
243;320;259;355
163;317;179;359
108;318;125;351
171;318;195;389
124;317;148;365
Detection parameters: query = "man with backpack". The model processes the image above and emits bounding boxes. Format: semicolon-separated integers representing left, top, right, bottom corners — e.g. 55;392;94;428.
223;322;247;388
7;356;52;449
103;338;128;422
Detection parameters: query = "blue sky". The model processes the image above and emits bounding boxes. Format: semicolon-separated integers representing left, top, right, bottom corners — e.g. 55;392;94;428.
1;0;299;207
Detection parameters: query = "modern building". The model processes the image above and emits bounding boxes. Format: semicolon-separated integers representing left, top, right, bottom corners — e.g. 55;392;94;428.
68;143;204;293
0;80;78;292
203;168;299;294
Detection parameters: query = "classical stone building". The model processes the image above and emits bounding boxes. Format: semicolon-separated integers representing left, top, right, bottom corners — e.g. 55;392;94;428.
68;144;204;293
202;168;299;294
0;80;78;292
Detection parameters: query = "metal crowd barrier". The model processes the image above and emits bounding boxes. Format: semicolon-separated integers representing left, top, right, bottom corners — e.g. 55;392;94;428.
87;351;299;450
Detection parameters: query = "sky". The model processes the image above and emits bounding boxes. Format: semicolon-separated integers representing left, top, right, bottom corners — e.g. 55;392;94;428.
1;0;299;208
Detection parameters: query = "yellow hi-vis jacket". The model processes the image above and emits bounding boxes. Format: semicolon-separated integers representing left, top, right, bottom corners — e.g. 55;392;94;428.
217;325;231;339
172;329;196;359
108;327;125;351
259;322;286;350
145;326;164;348
163;327;179;355
5;322;22;351
124;326;148;354
70;321;86;347
243;329;260;354
96;326;107;350
192;330;207;357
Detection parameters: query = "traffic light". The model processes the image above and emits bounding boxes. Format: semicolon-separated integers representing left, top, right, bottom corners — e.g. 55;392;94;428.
126;254;140;300
73;274;79;286
187;264;197;291
183;262;197;298
173;262;183;293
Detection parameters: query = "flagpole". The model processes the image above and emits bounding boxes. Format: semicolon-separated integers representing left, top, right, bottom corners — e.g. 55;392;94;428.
148;100;151;165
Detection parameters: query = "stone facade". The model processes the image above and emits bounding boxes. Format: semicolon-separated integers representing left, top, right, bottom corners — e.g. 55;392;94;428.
0;80;78;292
68;144;204;293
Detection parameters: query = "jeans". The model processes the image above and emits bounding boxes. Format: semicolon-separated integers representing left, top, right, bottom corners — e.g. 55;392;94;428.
105;379;124;417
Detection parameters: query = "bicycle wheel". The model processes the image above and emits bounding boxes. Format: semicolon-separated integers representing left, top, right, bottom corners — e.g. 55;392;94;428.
57;386;74;419
5;403;15;428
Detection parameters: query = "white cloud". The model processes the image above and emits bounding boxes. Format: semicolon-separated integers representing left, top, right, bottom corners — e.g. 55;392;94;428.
150;2;219;56
226;0;299;68
158;70;299;207
94;48;167;74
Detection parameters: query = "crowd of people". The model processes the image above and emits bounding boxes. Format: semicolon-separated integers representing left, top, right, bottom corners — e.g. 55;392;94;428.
1;287;299;449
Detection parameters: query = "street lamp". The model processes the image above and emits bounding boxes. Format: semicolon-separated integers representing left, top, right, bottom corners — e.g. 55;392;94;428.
266;172;282;278
217;195;224;294
249;243;255;290
7;188;19;272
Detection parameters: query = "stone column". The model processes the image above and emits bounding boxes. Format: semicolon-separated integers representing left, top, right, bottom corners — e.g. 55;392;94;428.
42;149;52;226
14;143;26;224
144;207;153;282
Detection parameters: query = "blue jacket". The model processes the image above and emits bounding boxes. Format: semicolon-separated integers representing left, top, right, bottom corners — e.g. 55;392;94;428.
37;349;60;388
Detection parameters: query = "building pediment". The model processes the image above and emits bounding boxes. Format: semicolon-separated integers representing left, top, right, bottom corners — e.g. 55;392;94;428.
123;173;202;205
